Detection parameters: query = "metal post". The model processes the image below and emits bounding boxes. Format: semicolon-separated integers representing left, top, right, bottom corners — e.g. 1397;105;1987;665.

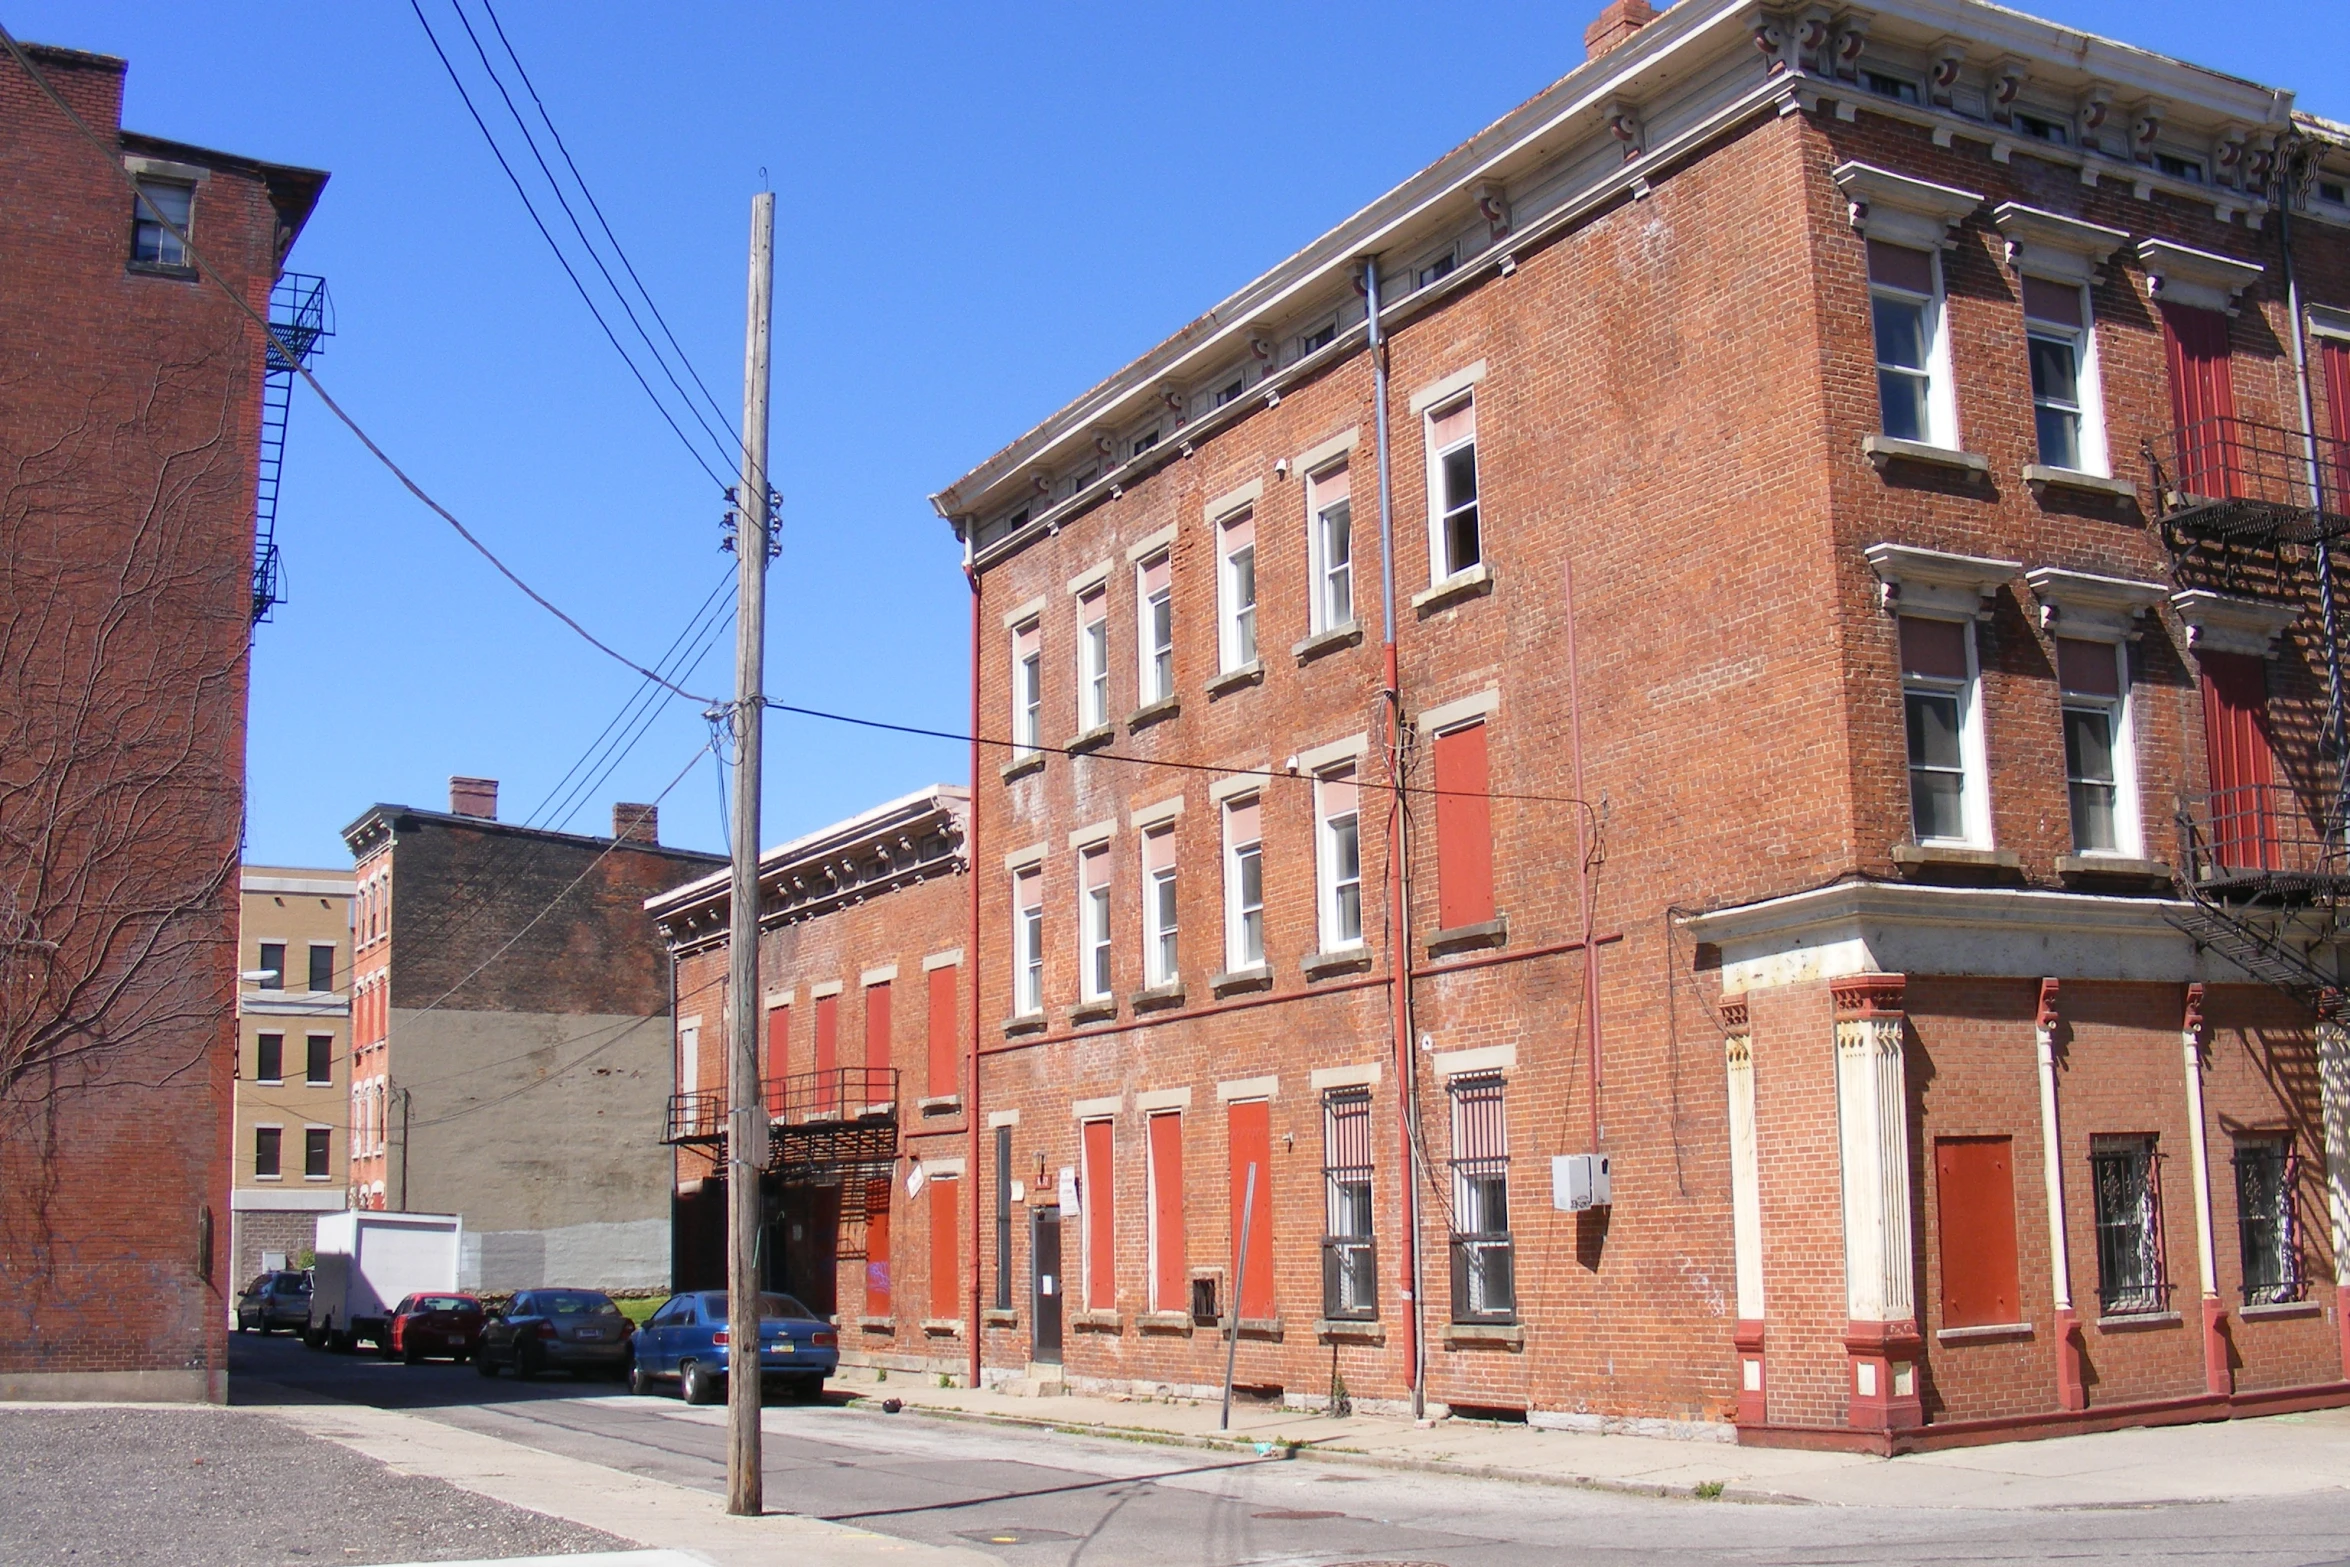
1219;1161;1258;1431
725;190;775;1519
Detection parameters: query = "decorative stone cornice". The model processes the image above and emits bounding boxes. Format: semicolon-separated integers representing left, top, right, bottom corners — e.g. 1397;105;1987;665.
1833;160;1985;249
1991;203;2130;284
2137;237;2264;314
2024;566;2168;638
1865;542;2020;619
2170;589;2297;658
1832;972;1907;1020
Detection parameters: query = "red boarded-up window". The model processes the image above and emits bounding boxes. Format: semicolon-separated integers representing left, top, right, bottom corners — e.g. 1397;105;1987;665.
2324;337;2350;508
1147;1111;1186;1313
1083;1118;1116;1310
866;1177;892;1315
2161;303;2239;496
764;1003;789;1118
814;991;838;1113
1433;720;1494;931
1227;1098;1275;1321
864;981;891;1083
1936;1136;2021;1329
929;1175;959;1323
2201;650;2275;869
926;963;957;1100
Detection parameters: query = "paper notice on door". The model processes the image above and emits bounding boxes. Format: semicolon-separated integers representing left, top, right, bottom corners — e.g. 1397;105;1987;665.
1057;1165;1079;1218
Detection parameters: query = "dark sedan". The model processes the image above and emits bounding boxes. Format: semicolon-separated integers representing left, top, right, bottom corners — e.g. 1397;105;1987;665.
235;1271;311;1334
627;1291;837;1404
475;1289;633;1380
385;1293;485;1364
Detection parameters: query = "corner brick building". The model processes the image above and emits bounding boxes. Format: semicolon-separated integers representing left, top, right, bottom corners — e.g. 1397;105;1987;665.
344;781;721;1291
918;0;2350;1448
0;43;324;1401
650;786;970;1369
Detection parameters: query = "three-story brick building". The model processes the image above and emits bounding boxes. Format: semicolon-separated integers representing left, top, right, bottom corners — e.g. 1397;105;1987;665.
926;0;2350;1447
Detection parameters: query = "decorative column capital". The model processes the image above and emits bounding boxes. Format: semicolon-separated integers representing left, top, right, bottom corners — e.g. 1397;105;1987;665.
1719;993;1749;1033
1832;973;1905;1020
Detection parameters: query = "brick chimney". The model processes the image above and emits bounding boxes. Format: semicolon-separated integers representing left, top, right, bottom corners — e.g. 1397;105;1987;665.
1585;0;1658;60
449;776;499;820
612;802;659;844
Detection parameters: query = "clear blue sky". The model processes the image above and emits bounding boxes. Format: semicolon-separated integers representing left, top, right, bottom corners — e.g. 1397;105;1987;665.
20;0;2343;868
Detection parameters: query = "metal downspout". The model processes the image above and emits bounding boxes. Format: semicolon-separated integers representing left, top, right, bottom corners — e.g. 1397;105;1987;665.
965;534;985;1393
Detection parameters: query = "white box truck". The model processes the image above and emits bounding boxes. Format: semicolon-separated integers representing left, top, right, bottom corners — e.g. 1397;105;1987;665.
308;1211;462;1352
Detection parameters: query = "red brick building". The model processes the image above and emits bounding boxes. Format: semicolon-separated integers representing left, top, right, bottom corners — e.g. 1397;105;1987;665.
0;42;325;1400
649;786;970;1370
921;0;2350;1447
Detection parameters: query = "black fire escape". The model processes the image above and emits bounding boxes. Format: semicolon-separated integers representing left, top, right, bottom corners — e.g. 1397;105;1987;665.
252;273;333;624
2149;415;2350;1012
662;1065;901;1220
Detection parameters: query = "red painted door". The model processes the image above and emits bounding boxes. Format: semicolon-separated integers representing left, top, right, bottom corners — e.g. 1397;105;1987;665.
2200;650;2275;869
2161;303;2239;497
1433;721;1495;932
1083;1118;1116;1311
2323;336;2350;512
1226;1100;1274;1322
926;963;957;1100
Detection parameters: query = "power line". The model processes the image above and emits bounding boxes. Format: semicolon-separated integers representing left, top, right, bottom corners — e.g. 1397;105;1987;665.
406;0;735;489
0;24;726;706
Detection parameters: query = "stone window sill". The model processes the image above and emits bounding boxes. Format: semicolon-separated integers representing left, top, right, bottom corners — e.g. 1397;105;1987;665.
918;1094;962;1118
2240;1300;2322;1320
1863;434;1991;478
2054;854;2172;881
126;260;199;283
922;1318;962;1337
1064;723;1115;756
1206;661;1263;698
1071;998;1119;1026
1293;621;1363;666
1073;1309;1123;1332
1127;696;1180;733
2023;464;2138;504
1316;1318;1385;1344
1209;964;1273;997
982;1308;1018;1327
1232;1317;1283;1341
1893;842;2020;871
1936;1321;2034;1343
1413;562;1495;616
1137;1311;1193;1336
1001;1014;1048;1039
1130;982;1185;1013
1426;914;1507;958
1443;1321;1524;1347
1302;948;1373;982
2094;1309;2182;1332
999;752;1046;784
858;1316;895;1334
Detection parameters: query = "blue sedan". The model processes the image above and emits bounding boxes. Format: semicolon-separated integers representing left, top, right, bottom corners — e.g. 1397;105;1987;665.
627;1291;838;1404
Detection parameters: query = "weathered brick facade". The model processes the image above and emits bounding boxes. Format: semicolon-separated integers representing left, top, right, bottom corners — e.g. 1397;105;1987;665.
0;43;325;1401
921;0;2350;1447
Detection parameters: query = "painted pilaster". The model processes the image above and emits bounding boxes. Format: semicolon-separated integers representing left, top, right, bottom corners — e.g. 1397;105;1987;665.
2320;1007;2350;1378
2036;979;2085;1412
1833;973;1921;1432
1722;995;1766;1425
2179;984;2230;1396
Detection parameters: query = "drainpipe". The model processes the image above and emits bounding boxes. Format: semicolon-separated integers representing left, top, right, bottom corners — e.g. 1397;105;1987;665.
1365;256;1425;1421
1563;559;1604;1156
965;533;985;1394
2180;985;2229;1396
2036;979;2086;1411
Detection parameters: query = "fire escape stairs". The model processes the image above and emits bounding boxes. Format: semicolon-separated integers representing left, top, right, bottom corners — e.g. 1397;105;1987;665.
2163;893;2341;1012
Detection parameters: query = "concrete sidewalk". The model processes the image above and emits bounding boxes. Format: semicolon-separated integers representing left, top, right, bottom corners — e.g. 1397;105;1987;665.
828;1370;2350;1509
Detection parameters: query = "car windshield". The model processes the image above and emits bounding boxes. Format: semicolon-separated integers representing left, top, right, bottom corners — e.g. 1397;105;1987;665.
699;1292;817;1322
416;1296;473;1313
273;1274;310;1292
536;1291;620;1317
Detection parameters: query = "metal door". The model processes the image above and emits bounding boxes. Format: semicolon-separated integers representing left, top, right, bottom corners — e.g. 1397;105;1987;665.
1031;1207;1063;1364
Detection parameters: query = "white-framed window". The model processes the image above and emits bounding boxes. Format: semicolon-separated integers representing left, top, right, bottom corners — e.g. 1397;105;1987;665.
1218;511;1257;671
1899;615;1990;846
1137;552;1174;705
1223;793;1264;971
677;1022;700;1097
2021;274;2107;476
1079;844;1112;1002
132;178;193;267
1868;240;1957;447
1142;825;1178;987
1426;395;1480;581
1308;464;1354;632
2057;636;2139;857
1078;587;1110;731
1316;766;1365;950
1011;618;1042;757
1014;867;1045;1016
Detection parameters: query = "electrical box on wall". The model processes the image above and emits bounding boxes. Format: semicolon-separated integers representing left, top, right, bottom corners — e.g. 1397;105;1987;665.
1552;1153;1611;1212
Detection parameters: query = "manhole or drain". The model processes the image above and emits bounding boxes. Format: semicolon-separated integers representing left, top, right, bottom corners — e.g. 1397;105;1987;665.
956;1527;1078;1545
1252;1508;1346;1520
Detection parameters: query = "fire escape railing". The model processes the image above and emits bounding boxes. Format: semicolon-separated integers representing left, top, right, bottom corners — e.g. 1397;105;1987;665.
2169;788;2349;1011
2144;417;2350;547
252;273;332;624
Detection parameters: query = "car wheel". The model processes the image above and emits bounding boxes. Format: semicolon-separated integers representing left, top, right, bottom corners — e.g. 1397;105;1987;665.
627;1362;656;1397
515;1343;542;1382
680;1359;718;1406
403;1342;424;1365
476;1349;500;1378
791;1374;823;1403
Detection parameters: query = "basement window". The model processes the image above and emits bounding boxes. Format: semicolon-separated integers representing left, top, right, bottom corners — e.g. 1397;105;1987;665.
1298;318;1338;355
1863;71;1920;105
2155;152;2206;184
1131;427;1160;458
2014;111;2069;145
1212;376;1246;408
1416;248;1458;290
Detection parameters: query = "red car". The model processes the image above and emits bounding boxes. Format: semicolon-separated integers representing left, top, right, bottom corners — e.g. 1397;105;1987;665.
385;1293;486;1364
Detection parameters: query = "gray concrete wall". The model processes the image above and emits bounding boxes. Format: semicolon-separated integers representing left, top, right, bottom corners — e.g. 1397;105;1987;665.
390;1008;670;1291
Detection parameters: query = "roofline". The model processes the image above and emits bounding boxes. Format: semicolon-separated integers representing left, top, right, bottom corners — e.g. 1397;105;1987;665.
645;782;971;918
21;42;125;74
340;802;728;863
117;130;330;247
929;0;2296;529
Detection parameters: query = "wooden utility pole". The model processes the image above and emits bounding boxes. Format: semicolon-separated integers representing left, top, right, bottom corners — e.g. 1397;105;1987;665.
725;189;775;1519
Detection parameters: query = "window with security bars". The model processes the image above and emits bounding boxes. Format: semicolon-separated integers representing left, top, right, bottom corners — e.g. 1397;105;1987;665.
1321;1088;1376;1321
1447;1073;1513;1323
2090;1135;2168;1314
2233;1137;2300;1306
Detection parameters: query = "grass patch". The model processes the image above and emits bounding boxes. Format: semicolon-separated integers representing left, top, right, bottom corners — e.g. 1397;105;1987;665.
615;1297;662;1327
1693;1480;1726;1500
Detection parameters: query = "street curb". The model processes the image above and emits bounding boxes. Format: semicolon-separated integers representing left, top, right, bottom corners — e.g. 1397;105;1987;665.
833;1393;1803;1507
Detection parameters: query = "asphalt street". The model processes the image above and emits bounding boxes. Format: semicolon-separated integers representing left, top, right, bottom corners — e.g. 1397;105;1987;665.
222;1332;2350;1567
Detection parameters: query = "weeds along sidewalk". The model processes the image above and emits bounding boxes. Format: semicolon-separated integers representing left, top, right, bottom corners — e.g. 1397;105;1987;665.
825;1370;2350;1510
